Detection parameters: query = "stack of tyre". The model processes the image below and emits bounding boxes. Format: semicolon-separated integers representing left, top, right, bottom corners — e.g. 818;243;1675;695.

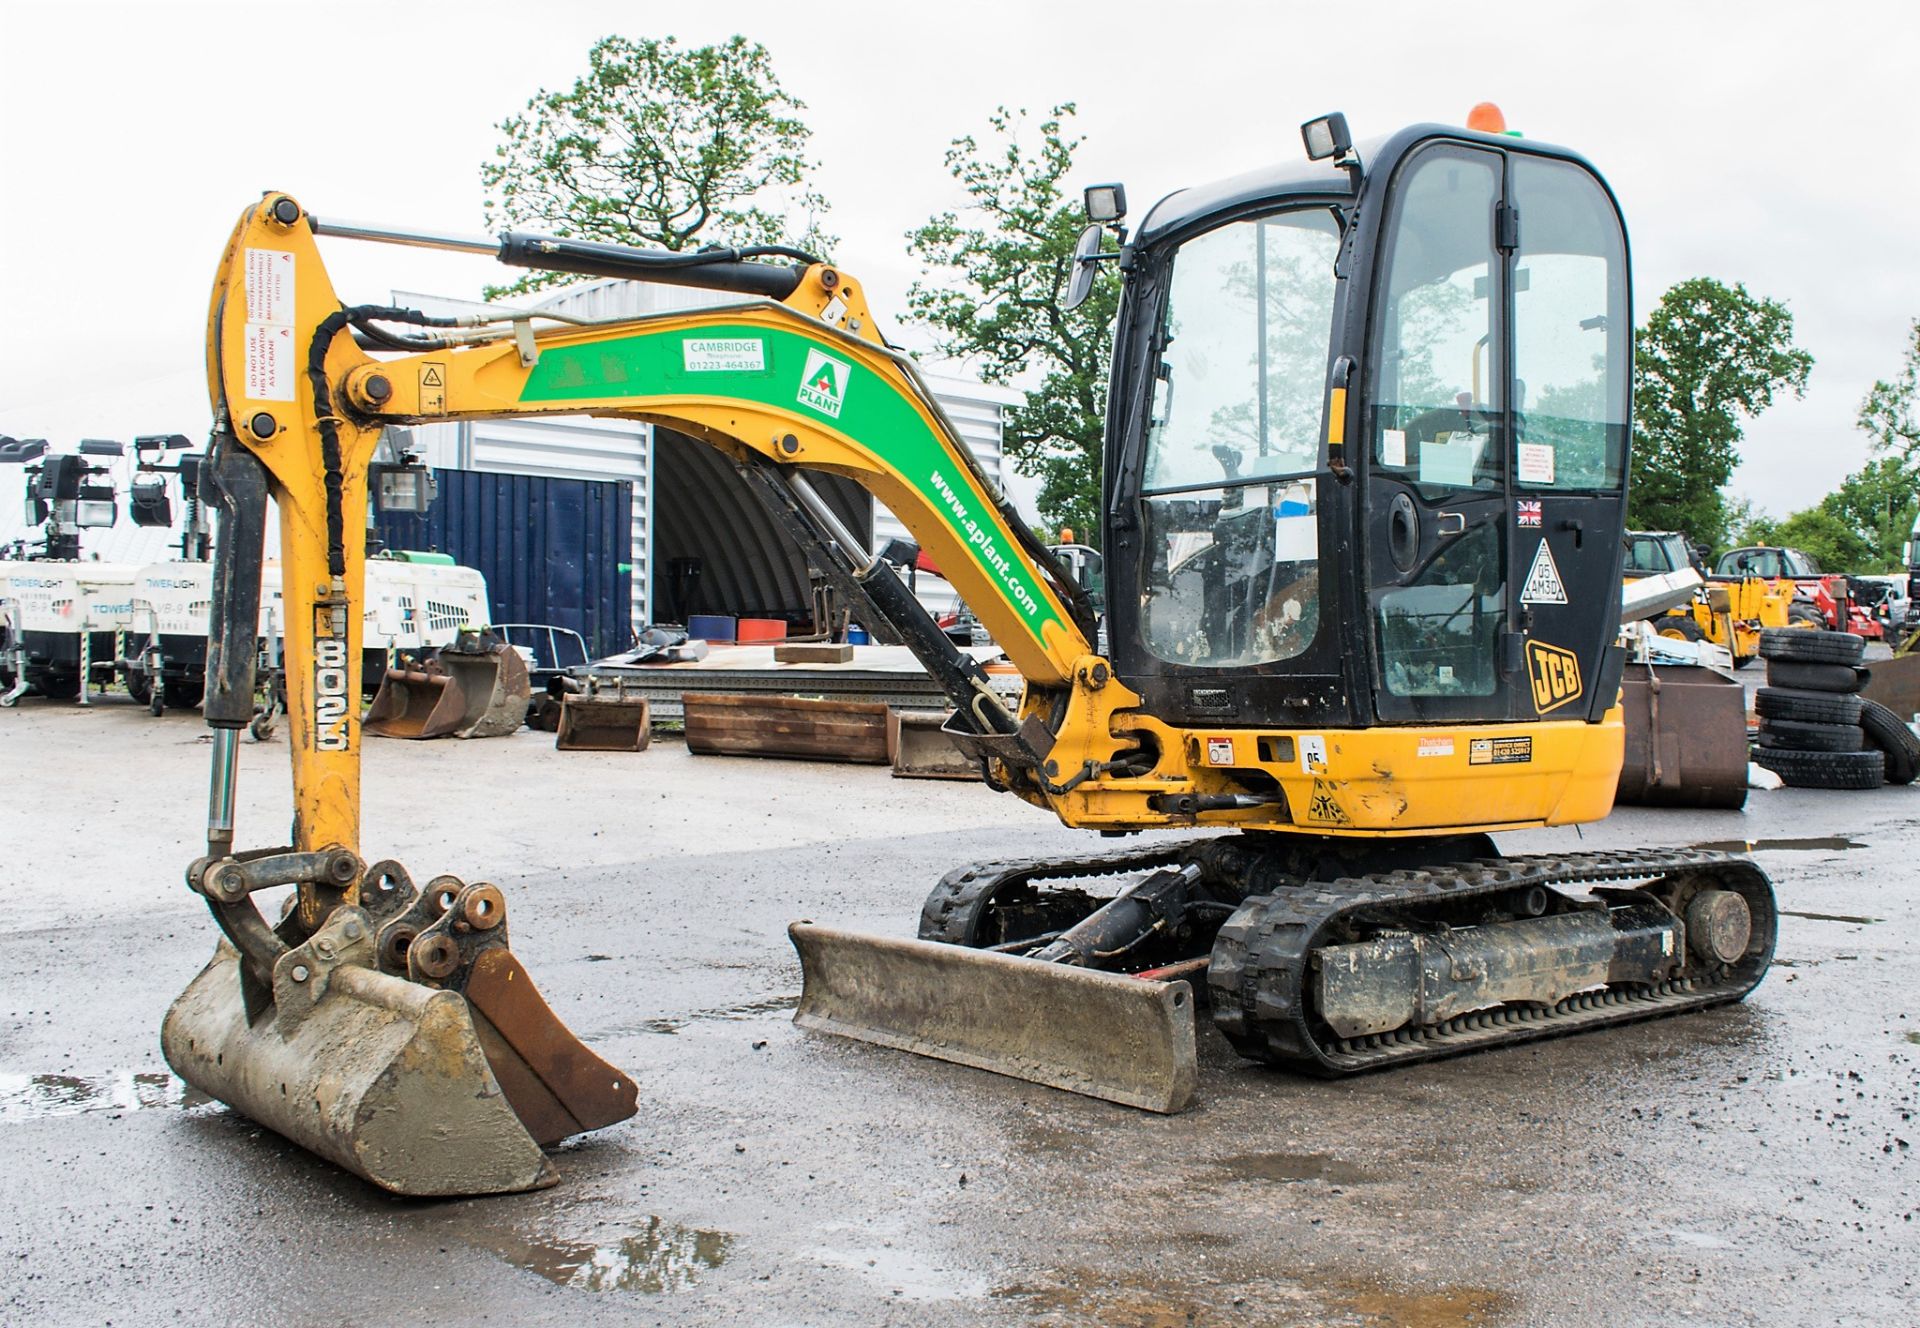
1754;628;1920;788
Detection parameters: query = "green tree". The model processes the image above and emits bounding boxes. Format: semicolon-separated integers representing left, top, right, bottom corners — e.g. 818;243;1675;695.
905;104;1118;543
1859;318;1920;458
1824;456;1918;569
481;35;831;296
1628;278;1813;549
1768;505;1876;573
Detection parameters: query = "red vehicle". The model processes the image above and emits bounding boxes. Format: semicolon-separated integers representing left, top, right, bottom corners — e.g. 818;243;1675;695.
1712;545;1878;638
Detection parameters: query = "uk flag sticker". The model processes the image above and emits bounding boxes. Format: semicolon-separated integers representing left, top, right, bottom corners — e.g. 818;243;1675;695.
1516;499;1543;528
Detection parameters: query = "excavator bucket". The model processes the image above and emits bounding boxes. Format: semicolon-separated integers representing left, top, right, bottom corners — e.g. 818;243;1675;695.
555;690;652;752
162;868;638;1196
788;923;1197;1113
364;631;531;739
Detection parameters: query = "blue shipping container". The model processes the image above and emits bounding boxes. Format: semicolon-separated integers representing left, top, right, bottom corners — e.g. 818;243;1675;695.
375;468;632;658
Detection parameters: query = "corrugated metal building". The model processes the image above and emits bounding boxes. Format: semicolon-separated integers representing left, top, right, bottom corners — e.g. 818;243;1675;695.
392;278;1021;644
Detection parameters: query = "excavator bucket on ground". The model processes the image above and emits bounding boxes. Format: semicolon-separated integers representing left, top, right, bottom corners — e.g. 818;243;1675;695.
364;630;531;739
555;686;652;752
789;923;1198;1112
162;857;638;1195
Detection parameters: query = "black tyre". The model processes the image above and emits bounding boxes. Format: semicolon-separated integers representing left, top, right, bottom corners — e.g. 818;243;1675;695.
36;673;81;701
1754;687;1864;725
1756;718;1865;752
123;668;153;706
1754;746;1885;789
1787;603;1826;628
1758;627;1864;666
1657;615;1706;642
1858;698;1920;786
162;679;204;710
1766;660;1869;694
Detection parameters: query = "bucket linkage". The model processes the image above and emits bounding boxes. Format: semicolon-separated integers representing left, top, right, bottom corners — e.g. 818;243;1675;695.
162;846;637;1195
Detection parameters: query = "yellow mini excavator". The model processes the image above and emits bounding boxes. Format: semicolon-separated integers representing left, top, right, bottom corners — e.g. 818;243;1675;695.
165;109;1776;1196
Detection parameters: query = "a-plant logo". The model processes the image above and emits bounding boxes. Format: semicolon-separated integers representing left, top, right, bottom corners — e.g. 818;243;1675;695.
797;348;850;419
1525;640;1583;714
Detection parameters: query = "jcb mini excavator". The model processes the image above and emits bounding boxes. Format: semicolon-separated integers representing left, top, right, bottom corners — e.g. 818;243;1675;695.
165;109;1776;1196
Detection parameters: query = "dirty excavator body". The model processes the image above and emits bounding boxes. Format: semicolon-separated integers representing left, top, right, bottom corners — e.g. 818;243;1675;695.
166;110;1774;1195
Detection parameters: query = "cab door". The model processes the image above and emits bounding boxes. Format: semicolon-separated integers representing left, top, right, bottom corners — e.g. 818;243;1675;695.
1362;143;1630;726
1363;145;1520;723
1502;153;1631;724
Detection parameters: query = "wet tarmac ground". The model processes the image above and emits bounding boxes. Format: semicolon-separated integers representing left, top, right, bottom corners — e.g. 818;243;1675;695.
1;698;1915;1326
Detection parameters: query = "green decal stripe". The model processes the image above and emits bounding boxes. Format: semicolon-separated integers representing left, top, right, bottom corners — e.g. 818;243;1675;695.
521;324;1064;645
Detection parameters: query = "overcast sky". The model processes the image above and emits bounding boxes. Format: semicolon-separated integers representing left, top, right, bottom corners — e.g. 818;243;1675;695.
3;0;1917;541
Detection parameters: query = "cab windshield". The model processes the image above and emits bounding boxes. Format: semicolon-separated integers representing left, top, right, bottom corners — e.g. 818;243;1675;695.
1138;208;1340;667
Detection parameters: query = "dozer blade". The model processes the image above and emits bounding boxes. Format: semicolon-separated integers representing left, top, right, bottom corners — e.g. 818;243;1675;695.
555;693;652;752
789;923;1197;1113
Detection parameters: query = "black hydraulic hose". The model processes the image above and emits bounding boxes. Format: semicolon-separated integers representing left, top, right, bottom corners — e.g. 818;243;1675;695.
201;427;269;729
305;310;354;580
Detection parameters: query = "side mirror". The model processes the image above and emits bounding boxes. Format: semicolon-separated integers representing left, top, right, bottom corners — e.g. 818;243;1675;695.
1064;222;1105;312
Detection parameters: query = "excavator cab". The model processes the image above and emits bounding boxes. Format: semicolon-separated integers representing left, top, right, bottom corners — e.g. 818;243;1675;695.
1103;125;1630;737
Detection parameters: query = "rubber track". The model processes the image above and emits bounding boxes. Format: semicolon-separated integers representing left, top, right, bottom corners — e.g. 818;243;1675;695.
919;839;1215;945
1208;848;1776;1076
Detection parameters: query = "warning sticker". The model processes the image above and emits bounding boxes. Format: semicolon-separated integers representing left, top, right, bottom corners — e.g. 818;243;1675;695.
1205;737;1235;765
1306;778;1350;824
244;248;295;324
1521;539;1568;605
419;361;447;415
244;322;295;401
683;338;767;372
1469;736;1533;766
1416;737;1455;759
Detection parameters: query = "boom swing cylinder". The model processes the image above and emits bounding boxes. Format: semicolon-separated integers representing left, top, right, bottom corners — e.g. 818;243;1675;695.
166;108;1776;1196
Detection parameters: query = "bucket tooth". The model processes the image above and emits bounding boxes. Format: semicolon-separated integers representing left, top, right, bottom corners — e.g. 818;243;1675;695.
789;923;1198;1113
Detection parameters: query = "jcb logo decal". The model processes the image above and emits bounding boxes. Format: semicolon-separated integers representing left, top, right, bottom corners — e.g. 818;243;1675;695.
1526;640;1582;715
314;636;351;751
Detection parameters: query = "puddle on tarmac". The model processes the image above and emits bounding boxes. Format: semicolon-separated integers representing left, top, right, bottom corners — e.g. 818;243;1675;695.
806;1240;990;1302
1691;836;1867;853
1214;1151;1378;1185
635;994;798;1036
0;1071;211;1123
497;1216;733;1293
